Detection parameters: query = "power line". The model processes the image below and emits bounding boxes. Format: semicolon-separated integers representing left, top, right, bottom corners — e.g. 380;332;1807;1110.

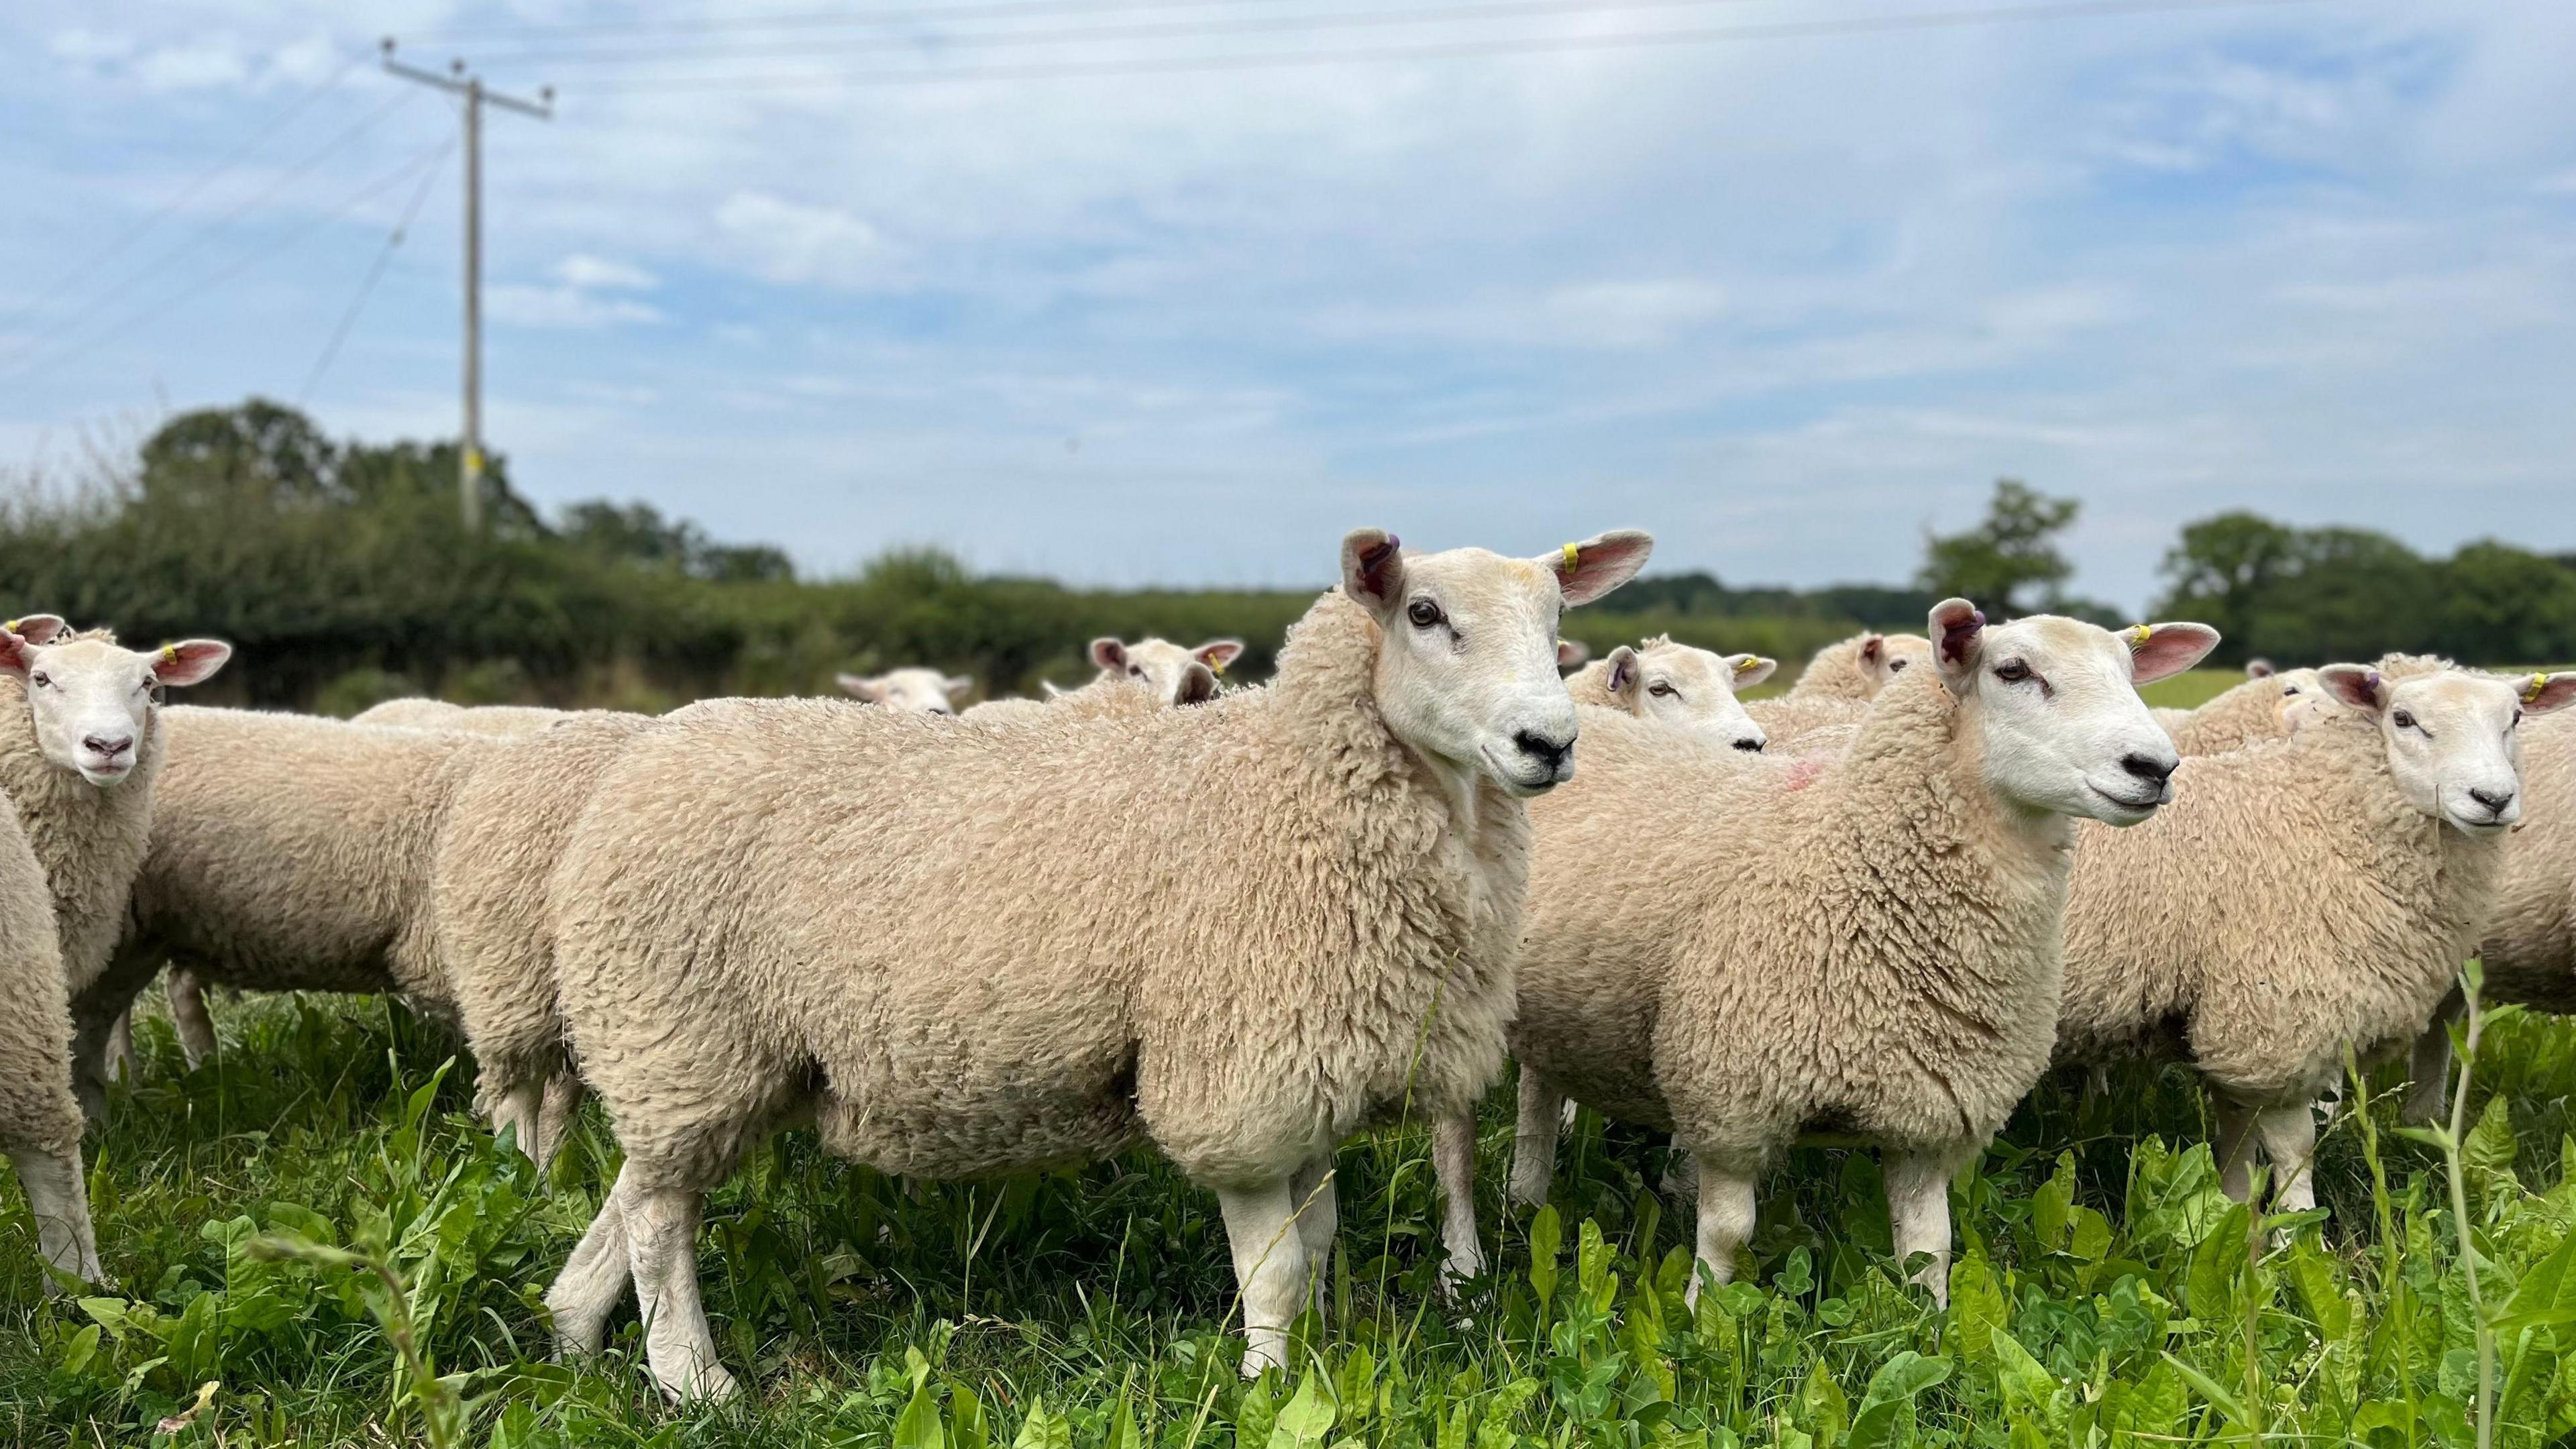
299;140;458;405
568;0;2326;93
0;51;365;343
418;0;1295;47
2;138;458;384
458;0;1811;68
0;85;419;375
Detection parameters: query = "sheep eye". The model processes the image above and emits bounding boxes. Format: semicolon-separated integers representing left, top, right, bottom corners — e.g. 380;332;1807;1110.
1648;683;1676;698
2283;686;2301;696
1405;599;1442;629
1888;660;1908;673
1128;666;1142;677
2392;709;2416;730
30;673;47;688
1993;661;2031;684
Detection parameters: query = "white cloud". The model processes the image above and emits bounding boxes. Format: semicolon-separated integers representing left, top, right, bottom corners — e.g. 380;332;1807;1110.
555;254;658;292
713;191;892;289
486;286;661;329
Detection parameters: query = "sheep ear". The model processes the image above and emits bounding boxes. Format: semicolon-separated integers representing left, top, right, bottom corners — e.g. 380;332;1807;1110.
1089;637;1128;671
0;631;29;680
1040;680;1069;699
151;640;232;689
1549;531;1654;608
1725;653;1777;690
1858;634;1885;666
1556;639;1590;669
1342;529;1407;621
2316;665;2383;713
5;614;67;645
2245;658;2275;680
2125;623;2220;686
1192;639;1244;675
2518;672;2576;716
1929;600;1984;682
1176;661;1220;705
1605;645;1642;703
839;673;887;703
943;675;975;702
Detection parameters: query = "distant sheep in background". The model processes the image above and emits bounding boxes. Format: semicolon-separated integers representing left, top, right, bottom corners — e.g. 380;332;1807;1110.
838;668;973;713
1566;637;1774;752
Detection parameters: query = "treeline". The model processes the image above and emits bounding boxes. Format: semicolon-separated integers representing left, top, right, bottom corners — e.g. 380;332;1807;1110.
1;404;2566;712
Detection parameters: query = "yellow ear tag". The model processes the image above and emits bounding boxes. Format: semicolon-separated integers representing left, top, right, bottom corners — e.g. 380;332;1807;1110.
2128;624;2154;646
2528;672;2551;704
1;620;17;635
1208;656;1227;678
1562;542;1580;572
160;645;178;664
1735;656;1762;675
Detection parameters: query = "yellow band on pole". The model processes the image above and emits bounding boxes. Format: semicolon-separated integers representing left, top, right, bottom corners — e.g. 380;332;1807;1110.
1562;542;1580;572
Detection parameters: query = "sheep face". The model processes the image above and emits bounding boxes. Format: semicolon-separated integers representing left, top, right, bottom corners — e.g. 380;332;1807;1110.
2269;668;2328;733
1090;637;1240;706
1858;633;1935;694
839;667;973;714
2316;665;2576;835
0;626;231;786
1603;639;1774;751
1342;527;1652;798
1933;601;2216;828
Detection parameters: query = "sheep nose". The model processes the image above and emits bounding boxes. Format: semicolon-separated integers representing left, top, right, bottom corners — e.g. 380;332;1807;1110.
83;734;133;759
2119;752;2176;786
1733;737;1764;753
2470;786;2516;816
1513;731;1572;771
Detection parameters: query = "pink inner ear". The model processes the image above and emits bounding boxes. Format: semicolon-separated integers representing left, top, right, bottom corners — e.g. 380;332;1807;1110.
1935;608;1984;666
1354;536;1402;600
2528;676;2576;716
1091;639;1126;670
0;635;28;676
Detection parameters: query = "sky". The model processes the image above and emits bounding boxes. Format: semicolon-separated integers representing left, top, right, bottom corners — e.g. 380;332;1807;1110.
2;0;2572;612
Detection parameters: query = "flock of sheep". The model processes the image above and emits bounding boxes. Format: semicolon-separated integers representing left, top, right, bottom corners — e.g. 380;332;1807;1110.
3;523;2574;1405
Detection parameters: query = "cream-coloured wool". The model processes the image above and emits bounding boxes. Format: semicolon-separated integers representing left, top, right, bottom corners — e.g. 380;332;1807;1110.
66;708;485;1110
2159;668;2323;757
2055;657;2573;1216
0;800;103;1287
354;698;573;734
539;529;1652;1401
1784;631;1933;701
1440;606;2213;1301
1565;638;1775;751
1075;636;1243;705
430;711;661;1168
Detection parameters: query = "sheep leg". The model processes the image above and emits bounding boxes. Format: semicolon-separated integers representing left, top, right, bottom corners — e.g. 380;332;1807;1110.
533;1073;586;1173
2402;986;2464;1128
2214;1098;2259;1203
622;1181;738;1401
168;969;215;1069
7;1144;105;1290
103;1013;136;1085
1683;1155;1757;1310
1507;1070;1564;1208
1884;1143;1971;1306
1216;1179;1311;1378
490;1081;545;1165
546;1181;633;1357
1289;1154;1338;1297
2254;1102;2318;1220
1432;1114;1485;1292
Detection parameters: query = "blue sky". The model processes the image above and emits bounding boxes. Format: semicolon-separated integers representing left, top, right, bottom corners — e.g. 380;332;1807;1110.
3;0;2571;611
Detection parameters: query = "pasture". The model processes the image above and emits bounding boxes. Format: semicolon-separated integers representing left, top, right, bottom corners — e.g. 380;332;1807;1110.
2;985;2570;1447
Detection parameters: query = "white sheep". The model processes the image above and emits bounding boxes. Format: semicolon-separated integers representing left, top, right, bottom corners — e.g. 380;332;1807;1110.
353;698;572;735
1742;631;1933;744
0;798;101;1287
537;528;1651;1399
837;668;973;713
2053;658;2575;1215
0;617;231;1087
1436;605;2213;1301
2157;668;2323;757
1063;636;1244;706
1564;637;1775;752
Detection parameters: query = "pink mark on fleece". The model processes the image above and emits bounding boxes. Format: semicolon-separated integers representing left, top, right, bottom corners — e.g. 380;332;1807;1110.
1782;757;1829;791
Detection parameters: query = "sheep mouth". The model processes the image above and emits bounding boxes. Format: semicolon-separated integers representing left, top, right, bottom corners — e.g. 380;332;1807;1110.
76;760;135;786
2084;781;2164;819
1483;745;1566;797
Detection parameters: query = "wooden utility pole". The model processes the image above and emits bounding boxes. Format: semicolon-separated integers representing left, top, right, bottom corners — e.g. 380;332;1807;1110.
380;39;551;533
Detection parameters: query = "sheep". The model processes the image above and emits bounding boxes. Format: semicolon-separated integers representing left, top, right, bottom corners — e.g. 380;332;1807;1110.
64;708;486;1111
353;698;572;735
1062;636;1244;705
2389;672;2576;1124
1741;631;1932;743
1556;639;1590;670
1435;604;2214;1301
0;618;231;1079
427;710;663;1168
2052;658;2575;1217
2157;668;2322;757
537;527;1652;1399
838;668;973;713
0;751;103;1289
1565;637;1774;752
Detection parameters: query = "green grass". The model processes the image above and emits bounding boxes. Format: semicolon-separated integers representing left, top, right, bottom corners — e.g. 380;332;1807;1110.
4;991;2574;1447
2137;669;2248;712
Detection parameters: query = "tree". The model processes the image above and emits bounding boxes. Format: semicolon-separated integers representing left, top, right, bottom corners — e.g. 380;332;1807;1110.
1915;480;2080;617
2152;512;2299;663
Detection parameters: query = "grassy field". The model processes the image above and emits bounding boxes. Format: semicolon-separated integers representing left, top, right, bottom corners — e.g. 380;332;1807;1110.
3;985;2573;1447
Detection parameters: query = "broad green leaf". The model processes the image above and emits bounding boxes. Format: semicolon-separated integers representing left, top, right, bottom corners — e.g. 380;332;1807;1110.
1267;1376;1334;1449
1529;1205;1562;1312
2033;1152;2076;1251
2185;1204;2251;1320
1013;1396;1072;1449
1947;1246;2008;1366
2067;1205;2113;1264
1794;1360;1849;1446
2497;1231;2576;1334
1236;1378;1275;1449
894;1379;946;1449
952;1386;990;1449
2463;1095;2518;1197
2287;1237;2352;1344
1845;1352;1950;1449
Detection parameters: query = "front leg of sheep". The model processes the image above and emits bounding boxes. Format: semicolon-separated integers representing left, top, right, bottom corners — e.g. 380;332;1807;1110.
1432;1116;1485;1292
1883;1144;1974;1306
2401;993;2459;1128
168;969;216;1069
545;1178;633;1356
1216;1179;1313;1377
621;1180;738;1401
1507;1070;1564;1207
1289;1155;1338;1288
2253;1102;2318;1218
1683;1155;1758;1310
2214;1099;2259;1203
104;1012;136;1083
7;1144;105;1288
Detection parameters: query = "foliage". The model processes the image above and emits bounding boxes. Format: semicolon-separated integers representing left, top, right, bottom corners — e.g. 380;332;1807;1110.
1915;481;2092;621
3;989;2572;1446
